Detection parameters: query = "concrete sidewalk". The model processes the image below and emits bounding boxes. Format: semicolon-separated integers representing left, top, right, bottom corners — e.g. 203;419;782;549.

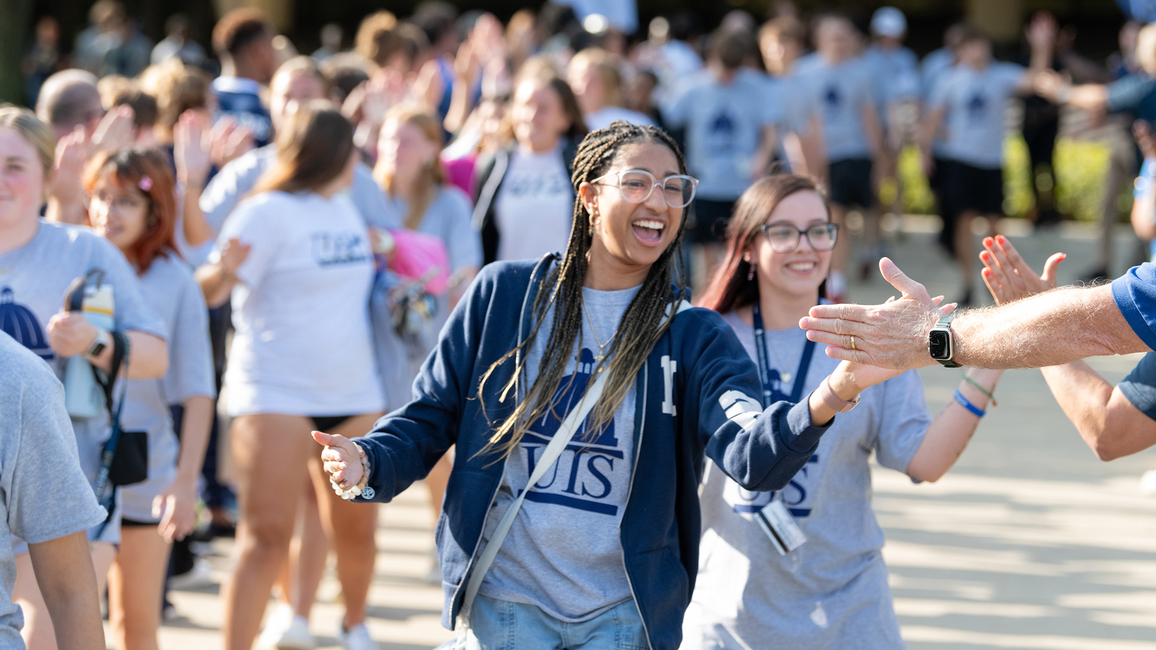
149;220;1156;650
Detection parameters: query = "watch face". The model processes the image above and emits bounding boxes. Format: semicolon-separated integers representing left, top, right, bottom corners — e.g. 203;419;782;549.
929;329;951;360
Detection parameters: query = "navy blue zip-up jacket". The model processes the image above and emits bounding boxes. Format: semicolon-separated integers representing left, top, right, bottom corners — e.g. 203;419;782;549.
351;256;831;650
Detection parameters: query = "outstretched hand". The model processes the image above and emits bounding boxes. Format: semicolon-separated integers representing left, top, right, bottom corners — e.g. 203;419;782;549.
979;235;1065;306
313;430;363;489
799;258;949;370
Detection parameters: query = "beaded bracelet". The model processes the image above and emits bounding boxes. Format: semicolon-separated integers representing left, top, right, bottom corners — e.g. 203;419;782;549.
962;374;997;407
953;389;985;418
331;443;375;500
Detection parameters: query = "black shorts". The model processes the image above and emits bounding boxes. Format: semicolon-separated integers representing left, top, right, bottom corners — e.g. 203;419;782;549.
689;198;735;244
310;415;355;431
828;158;876;209
122;517;158;527
930;156;950;198
946;161;1004;216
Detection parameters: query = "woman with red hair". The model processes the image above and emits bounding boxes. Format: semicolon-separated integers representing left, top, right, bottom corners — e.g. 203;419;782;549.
85;147;215;650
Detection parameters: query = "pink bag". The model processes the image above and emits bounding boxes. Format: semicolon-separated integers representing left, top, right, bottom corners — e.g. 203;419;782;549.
385;229;450;296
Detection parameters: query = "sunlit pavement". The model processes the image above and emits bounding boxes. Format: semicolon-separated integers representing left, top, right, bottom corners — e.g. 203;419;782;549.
151;220;1156;649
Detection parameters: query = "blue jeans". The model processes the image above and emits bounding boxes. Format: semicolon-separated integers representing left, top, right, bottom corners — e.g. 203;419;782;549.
466;594;649;650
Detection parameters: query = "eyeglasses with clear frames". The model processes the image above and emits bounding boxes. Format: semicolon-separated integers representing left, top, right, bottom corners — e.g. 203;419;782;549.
758;223;840;253
590;169;700;208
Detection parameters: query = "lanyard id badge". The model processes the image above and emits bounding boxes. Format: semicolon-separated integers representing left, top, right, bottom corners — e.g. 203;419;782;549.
755;496;807;555
752;303;816;406
749;302;814;554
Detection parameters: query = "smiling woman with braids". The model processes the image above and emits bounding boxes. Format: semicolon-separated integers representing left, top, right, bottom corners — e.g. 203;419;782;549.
314;120;903;649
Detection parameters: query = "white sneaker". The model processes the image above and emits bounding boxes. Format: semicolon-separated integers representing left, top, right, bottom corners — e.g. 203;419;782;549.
338;623;378;650
257;604;316;650
167;558;213;590
1141;469;1156;495
274;616;315;650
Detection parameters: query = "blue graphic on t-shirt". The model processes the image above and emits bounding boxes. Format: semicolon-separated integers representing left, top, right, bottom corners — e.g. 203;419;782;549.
519;348;624;516
0;287;53;360
311;232;371;267
966;93;987;124
824;86;842;116
729;454;820;518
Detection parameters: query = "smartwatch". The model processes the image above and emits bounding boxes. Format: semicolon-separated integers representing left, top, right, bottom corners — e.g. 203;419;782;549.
86;328;110;359
928;313;961;368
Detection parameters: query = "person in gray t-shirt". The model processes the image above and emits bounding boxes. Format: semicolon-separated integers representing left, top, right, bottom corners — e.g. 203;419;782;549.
0;106;167;650
686;173;1005;649
793;15;885;300
480;280;640;622
0;332;108;650
919;24;1049;305
85;147;216;649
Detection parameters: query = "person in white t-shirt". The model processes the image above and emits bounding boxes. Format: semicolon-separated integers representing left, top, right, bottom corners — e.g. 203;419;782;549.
567;48;654;132
473;71;589;264
196;102;385;650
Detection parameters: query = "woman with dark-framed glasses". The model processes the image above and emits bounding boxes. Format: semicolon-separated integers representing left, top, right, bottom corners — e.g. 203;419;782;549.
313;122;909;649
685;173;1004;649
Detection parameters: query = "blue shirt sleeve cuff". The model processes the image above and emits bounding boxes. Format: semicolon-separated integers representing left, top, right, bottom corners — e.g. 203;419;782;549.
1112;271;1156;351
782;398;829;453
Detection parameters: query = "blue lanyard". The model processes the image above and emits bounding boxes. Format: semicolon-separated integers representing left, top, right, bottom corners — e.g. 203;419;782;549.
753;302;816;407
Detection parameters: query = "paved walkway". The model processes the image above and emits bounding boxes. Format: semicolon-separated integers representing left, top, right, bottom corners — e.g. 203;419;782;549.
149;220;1156;649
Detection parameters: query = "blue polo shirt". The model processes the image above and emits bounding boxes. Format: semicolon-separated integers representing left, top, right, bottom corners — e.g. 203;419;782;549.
1112;262;1156;350
1119;352;1156;420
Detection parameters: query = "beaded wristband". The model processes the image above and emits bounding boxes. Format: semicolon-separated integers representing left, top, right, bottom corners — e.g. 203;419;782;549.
962;374;997;407
953;389;985;418
331;443;374;500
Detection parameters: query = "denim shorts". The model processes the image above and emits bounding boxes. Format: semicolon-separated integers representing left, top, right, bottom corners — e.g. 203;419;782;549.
464;594;649;650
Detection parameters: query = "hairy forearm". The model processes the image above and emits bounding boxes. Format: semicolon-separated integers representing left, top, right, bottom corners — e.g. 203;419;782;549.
1040;362;1114;455
953;285;1148;368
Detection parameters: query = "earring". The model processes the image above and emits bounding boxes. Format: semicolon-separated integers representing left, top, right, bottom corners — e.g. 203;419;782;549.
747;264;756;281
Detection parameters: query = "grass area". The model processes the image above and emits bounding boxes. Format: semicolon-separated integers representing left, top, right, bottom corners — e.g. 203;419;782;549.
896;137;1132;223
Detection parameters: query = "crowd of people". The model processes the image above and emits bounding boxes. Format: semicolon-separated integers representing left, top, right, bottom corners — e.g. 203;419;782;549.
6;2;1156;650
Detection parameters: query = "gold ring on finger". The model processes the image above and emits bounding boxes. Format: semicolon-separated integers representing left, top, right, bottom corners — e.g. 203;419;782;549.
849;335;857;351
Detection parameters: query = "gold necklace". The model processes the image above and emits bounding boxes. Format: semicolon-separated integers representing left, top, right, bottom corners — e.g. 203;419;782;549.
580;292;617;365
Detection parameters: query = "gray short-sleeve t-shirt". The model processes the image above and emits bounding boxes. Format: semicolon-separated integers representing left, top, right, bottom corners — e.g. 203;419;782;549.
0;332;107;645
479;283;640;622
929;62;1025;169
119;254;216;522
794;57;878;162
664;68;781;200
0;222;165;546
383;185;483;386
682;312;931;650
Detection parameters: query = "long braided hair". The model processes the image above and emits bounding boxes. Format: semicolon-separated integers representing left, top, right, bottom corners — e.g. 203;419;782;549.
478;120;689;458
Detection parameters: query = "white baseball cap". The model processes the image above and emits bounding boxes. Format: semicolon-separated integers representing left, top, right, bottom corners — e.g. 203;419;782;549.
871;7;907;38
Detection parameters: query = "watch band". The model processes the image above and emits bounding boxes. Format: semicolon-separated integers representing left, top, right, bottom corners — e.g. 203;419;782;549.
817;375;859;413
86;328;110;358
932;313;961;368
